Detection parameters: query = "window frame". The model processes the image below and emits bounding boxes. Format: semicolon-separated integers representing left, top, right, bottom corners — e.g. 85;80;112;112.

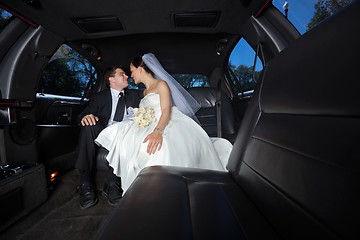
227;38;264;97
37;44;98;99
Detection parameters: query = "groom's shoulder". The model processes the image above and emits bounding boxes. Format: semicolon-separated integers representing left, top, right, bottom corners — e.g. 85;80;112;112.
92;88;110;98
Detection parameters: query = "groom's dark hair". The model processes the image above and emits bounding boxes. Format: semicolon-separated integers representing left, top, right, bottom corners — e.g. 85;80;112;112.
131;55;154;75
103;65;125;86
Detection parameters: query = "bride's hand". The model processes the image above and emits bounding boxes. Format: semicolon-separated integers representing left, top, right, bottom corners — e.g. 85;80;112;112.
143;130;163;155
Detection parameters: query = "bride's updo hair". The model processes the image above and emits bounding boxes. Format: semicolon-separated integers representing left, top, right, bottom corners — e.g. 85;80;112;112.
131;55;154;75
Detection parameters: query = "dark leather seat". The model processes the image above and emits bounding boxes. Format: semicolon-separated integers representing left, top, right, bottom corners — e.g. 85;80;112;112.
94;147;109;189
188;87;237;143
99;2;360;239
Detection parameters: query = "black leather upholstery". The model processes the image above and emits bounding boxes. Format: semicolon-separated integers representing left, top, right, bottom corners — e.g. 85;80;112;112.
227;2;360;238
94;147;109;189
100;166;279;240
188;87;237;143
99;2;360;239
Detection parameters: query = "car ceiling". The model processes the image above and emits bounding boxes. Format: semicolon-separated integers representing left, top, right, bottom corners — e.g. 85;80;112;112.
0;0;270;75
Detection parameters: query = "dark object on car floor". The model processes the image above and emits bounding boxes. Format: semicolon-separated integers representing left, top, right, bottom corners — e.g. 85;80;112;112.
98;3;360;240
0;162;47;232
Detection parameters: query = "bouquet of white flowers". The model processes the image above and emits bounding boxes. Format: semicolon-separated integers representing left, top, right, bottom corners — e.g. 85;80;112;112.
132;107;156;128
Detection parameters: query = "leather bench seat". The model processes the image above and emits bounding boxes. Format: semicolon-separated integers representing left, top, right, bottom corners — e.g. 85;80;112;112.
99;166;279;240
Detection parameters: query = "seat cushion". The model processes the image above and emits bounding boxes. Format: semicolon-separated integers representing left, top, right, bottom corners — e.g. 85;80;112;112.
99;166;279;240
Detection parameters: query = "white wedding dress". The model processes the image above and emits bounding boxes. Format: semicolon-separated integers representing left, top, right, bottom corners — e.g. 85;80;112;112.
95;93;233;194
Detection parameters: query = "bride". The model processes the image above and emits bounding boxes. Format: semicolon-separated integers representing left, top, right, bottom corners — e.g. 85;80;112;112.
95;53;232;194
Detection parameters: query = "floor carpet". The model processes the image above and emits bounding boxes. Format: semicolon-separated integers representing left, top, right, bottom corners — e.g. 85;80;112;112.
0;169;116;240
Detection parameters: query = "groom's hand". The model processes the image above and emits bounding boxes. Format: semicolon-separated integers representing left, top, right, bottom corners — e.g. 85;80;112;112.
81;114;99;126
143;130;163;155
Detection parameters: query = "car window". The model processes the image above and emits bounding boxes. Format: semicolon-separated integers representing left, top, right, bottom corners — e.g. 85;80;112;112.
272;0;352;34
228;38;263;96
127;74;209;90
37;44;97;98
0;7;13;29
127;78;145;90
172;74;209;88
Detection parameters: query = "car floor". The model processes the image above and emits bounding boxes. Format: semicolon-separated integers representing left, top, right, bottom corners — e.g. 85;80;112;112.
0;169;116;240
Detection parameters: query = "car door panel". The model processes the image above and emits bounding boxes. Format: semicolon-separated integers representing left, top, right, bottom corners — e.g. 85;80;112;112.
35;94;88;175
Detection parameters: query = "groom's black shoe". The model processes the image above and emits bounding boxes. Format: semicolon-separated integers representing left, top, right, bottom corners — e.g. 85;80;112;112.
78;182;98;209
102;181;122;206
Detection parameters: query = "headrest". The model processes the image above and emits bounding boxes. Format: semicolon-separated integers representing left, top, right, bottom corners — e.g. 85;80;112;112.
187;87;217;108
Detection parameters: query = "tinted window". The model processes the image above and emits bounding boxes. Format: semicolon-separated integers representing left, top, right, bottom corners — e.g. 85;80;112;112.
272;0;352;34
172;74;209;88
228;38;263;95
127;74;209;90
38;44;97;98
0;8;13;29
127;78;145;90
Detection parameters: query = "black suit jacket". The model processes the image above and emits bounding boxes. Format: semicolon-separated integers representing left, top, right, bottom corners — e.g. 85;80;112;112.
78;88;143;127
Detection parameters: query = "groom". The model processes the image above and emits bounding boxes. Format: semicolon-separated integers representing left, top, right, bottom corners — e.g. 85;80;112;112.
75;65;142;209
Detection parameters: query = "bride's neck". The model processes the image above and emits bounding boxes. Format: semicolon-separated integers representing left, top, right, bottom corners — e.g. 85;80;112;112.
142;75;156;90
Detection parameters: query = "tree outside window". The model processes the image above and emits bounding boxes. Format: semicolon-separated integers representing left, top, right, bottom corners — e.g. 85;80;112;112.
172;74;209;88
229;39;263;95
306;0;352;31
272;0;353;34
38;45;97;98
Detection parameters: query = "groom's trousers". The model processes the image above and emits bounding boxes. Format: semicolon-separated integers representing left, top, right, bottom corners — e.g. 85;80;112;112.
75;123;117;184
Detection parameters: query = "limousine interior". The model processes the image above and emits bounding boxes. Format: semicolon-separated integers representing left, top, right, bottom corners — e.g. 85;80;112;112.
0;0;359;239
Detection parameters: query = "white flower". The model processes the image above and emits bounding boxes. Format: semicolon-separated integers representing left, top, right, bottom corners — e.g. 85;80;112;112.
133;107;155;128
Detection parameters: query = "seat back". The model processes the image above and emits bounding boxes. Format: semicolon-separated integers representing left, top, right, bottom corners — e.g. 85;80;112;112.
188;87;236;142
227;2;360;239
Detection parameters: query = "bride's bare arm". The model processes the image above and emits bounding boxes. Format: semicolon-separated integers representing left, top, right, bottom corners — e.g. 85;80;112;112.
143;81;171;154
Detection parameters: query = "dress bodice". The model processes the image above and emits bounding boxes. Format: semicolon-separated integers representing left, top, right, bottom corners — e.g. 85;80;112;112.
139;93;162;118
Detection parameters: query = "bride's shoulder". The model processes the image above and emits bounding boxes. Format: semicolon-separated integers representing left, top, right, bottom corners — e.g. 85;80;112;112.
156;80;170;90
